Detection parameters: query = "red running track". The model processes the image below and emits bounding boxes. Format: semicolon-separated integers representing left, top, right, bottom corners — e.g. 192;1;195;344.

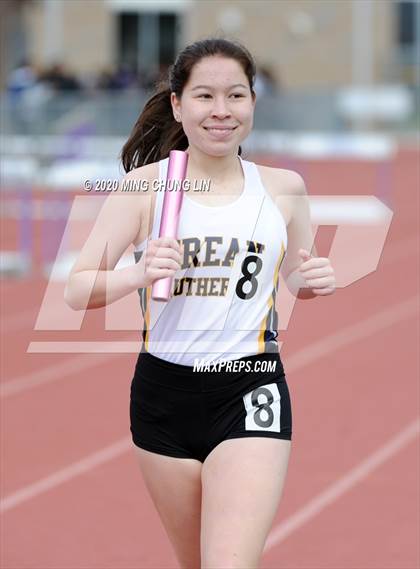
0;147;419;568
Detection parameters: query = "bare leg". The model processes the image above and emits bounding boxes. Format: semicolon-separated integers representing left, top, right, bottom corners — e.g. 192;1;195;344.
201;438;292;569
134;445;203;569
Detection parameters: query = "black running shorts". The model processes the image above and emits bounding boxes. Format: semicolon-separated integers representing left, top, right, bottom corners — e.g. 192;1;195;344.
130;350;292;463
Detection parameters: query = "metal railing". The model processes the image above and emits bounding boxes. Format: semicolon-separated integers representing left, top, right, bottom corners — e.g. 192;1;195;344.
1;86;418;138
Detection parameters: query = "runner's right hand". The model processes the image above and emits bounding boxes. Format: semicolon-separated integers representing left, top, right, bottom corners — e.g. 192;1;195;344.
132;236;183;289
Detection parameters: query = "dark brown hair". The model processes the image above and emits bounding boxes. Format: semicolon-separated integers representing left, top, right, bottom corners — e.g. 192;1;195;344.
120;37;256;173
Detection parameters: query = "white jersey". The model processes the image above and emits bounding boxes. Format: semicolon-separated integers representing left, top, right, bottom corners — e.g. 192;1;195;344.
133;155;288;366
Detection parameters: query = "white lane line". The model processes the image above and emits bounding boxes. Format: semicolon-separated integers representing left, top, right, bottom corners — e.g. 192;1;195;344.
0;351;128;398
1;295;418;513
0;437;133;513
285;295;419;373
264;417;420;551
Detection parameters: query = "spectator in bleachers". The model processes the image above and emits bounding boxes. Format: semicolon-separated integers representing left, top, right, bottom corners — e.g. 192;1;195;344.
96;67;122;91
39;63;81;92
6;59;37;97
96;63;142;92
6;59;53;132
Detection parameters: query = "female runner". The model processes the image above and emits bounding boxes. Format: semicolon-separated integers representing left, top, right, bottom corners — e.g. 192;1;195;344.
65;37;336;569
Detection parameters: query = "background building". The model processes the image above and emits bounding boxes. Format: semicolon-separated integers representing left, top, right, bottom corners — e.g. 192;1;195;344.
1;0;419;90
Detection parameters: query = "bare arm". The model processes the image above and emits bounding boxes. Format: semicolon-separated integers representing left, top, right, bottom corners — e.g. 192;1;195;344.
64;168;183;311
279;172;318;299
64;178;146;310
64;259;142;311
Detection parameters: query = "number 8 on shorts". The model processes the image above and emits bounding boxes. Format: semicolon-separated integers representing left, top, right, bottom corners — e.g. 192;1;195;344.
243;383;281;432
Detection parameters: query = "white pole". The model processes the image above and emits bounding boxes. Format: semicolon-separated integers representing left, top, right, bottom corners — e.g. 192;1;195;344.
351;0;374;130
351;0;373;86
43;0;63;64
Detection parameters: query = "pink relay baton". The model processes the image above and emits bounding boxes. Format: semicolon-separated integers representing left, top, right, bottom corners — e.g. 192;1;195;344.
151;150;188;301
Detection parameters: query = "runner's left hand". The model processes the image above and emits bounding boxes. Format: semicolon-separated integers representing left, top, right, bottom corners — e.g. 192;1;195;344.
298;249;336;296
